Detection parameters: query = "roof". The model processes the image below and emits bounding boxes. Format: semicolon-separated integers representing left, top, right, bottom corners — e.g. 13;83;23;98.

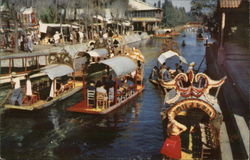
100;56;137;77
158;50;187;64
64;44;88;58
39;21;79;33
42;64;74;80
88;56;137;77
20;7;34;14
87;48;109;58
219;0;242;8
131;17;162;22
129;0;160;11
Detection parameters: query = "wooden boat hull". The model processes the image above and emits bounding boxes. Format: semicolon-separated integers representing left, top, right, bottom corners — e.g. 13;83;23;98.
153;36;173;39
4;84;83;111
67;85;144;115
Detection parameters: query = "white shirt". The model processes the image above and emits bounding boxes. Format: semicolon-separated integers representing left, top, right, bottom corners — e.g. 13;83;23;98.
26;79;32;96
13;77;20;89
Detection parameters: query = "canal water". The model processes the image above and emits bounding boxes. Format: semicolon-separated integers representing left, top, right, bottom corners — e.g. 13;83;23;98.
0;30;207;160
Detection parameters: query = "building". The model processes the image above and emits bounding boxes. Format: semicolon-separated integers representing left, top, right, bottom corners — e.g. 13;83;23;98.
216;0;249;46
128;0;163;32
19;7;38;28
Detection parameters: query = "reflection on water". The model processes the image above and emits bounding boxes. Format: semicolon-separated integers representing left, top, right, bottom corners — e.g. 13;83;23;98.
1;31;207;160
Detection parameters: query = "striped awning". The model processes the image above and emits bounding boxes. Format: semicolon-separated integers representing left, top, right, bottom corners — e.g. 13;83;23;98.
220;0;242;8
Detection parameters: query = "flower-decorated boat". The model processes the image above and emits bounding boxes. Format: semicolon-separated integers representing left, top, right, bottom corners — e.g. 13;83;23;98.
67;48;144;115
160;69;226;159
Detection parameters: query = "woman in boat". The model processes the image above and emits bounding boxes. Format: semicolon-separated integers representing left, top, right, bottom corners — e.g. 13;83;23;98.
161;120;187;159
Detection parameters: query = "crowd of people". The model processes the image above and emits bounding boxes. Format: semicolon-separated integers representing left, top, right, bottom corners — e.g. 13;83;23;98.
0;30;40;52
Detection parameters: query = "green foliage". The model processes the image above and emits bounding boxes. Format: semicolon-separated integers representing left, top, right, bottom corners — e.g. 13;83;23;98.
162;0;191;27
40;6;57;23
190;0;217;20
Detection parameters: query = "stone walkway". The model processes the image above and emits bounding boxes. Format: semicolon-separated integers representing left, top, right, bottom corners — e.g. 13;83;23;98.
206;43;249;160
223;42;250;105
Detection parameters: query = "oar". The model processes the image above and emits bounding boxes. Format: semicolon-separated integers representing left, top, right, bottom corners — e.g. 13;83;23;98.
196;54;206;73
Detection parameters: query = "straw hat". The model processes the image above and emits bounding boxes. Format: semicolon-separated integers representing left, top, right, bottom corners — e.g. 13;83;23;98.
11;72;17;77
190;62;196;66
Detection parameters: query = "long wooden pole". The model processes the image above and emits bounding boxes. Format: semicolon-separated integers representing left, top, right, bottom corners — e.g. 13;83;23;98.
114;78;118;104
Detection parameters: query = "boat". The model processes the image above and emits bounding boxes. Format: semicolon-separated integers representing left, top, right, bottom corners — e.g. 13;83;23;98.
0;44;88;85
67;52;145;115
4;53;83;111
160;69;226;159
196;28;204;41
149;50;188;94
153;29;173;39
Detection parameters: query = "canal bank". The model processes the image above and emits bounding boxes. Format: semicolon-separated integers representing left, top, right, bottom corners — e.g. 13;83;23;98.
206;44;249;159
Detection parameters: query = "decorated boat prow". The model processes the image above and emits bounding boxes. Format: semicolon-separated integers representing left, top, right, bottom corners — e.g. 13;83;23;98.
160;69;226;159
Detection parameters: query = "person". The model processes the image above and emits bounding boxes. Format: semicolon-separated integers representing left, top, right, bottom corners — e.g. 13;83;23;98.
188;62;196;72
160;121;187;159
182;40;186;47
173;63;183;76
53;31;60;46
149;66;159;80
10;72;22;106
78;30;84;43
25;75;32;99
27;33;33;52
159;63;167;80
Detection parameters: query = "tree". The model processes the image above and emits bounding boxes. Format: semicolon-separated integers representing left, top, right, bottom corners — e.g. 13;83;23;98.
162;0;191;27
190;0;217;21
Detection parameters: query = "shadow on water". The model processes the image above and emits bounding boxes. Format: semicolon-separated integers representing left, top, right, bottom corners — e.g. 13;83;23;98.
1;33;207;160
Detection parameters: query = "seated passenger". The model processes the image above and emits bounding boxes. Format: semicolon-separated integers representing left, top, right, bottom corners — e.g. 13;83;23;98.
149;66;159;80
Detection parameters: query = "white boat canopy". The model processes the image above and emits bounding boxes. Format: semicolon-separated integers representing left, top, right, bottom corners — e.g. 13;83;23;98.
100;56;137;77
64;44;88;58
87;48;109;58
158;50;188;64
42;64;74;80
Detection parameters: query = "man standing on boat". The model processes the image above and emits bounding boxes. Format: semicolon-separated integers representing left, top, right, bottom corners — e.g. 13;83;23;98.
10;72;22;106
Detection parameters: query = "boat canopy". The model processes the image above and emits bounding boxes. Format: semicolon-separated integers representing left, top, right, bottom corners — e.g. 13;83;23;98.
64;44;88;58
88;56;137;77
87;48;109;58
158;50;188;64
42;64;74;80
